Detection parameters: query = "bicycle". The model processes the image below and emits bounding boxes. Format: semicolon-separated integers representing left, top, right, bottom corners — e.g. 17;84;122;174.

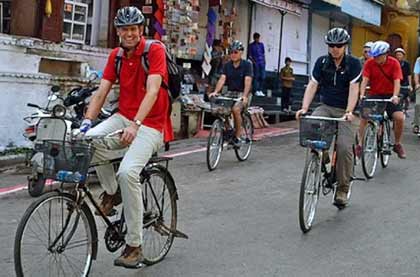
14;125;188;276
400;86;410;118
359;98;394;179
298;115;362;233
206;96;254;171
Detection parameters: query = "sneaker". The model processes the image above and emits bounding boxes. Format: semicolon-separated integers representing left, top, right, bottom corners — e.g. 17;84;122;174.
393;144;406;159
355;144;362;159
95;191;122;216
114;245;144;269
232;137;243;148
334;190;349;207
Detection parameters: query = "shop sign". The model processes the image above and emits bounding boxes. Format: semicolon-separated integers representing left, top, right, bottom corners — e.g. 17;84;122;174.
341;0;381;26
252;0;302;15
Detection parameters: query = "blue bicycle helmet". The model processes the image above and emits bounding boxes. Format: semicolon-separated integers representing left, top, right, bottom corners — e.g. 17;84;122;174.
369;41;390;57
114;6;145;27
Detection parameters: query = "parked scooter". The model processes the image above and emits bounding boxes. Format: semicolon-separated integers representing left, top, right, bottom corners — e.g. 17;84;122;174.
24;74;115;197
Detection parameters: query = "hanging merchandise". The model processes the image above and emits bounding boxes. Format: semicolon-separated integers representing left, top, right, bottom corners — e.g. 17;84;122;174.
202;6;218;76
164;0;200;59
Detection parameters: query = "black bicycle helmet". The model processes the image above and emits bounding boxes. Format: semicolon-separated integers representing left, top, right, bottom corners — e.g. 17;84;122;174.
114;6;145;27
324;28;350;45
229;40;244;52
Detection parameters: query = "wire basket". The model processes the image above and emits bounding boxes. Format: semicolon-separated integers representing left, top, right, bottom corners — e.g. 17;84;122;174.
360;100;388;120
299;118;337;149
34;140;94;183
210;97;235;116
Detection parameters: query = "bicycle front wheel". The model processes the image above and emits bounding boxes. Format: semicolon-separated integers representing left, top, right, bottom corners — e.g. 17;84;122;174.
361;122;378;179
380;120;392;168
234;113;254;161
14;191;96;277
142;166;177;265
299;151;321;233
206;119;223;171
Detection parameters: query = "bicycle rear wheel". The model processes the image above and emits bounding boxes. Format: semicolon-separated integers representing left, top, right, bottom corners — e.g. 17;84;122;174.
206;119;223;171
361;122;378;179
141;166;177;265
14;191;96;277
299;151;321;233
380;120;392;168
234;113;253;161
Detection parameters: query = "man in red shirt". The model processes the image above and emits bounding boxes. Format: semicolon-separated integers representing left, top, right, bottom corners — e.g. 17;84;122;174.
358;41;406;158
80;6;172;268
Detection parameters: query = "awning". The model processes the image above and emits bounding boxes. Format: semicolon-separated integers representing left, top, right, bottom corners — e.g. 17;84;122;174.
252;0;303;15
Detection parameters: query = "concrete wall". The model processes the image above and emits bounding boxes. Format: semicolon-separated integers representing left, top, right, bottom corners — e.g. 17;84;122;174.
0;75;50;149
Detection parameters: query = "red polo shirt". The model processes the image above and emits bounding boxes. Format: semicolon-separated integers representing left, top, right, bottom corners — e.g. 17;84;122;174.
102;37;173;142
363;56;402;96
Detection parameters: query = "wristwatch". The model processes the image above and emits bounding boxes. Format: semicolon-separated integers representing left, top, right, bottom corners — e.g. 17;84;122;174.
134;119;142;127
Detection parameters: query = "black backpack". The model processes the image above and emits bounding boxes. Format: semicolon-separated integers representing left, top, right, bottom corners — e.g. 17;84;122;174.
114;40;183;103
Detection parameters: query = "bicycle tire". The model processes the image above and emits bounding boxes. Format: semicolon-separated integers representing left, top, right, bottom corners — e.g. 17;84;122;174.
234;113;253;161
141;166;177;265
15;191;97;277
206;119;223;171
361;122;378;179
299;151;321;233
380;119;391;168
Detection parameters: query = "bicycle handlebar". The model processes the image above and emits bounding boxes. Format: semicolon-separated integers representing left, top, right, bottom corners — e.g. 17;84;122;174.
211;96;243;102
300;115;347;122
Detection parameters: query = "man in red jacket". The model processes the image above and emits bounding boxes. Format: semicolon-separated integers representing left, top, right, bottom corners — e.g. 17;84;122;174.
80;6;172;268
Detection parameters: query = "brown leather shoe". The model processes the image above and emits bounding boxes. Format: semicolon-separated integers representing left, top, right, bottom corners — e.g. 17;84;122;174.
114;245;144;269
95;191;122;216
393;144;406;159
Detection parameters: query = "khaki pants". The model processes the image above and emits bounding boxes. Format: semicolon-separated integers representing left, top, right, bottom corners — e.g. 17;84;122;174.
86;113;163;247
312;105;357;192
414;89;420;126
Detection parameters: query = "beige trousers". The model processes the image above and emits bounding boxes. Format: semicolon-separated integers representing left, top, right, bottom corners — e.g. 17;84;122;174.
86;113;163;246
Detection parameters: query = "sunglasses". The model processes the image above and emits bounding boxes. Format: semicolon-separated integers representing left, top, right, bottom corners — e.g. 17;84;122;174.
363;50;369;54
230;50;240;54
328;44;345;49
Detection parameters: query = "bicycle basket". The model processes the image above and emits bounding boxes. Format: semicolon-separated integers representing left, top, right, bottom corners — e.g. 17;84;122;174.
360;101;387;120
299;118;337;149
210;97;235;116
34;140;94;183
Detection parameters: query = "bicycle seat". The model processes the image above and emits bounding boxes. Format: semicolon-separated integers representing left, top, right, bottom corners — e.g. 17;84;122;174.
149;155;173;163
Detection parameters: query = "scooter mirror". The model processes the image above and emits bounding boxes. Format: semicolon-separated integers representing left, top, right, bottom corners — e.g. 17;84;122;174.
88;72;98;82
51;86;60;93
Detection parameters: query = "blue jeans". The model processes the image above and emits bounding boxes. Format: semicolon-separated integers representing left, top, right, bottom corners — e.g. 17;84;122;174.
253;64;266;92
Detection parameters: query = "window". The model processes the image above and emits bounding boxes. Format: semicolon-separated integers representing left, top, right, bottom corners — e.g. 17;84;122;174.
63;1;89;44
0;0;11;34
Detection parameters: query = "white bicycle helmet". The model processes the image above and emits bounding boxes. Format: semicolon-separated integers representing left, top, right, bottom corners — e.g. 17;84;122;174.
394;48;406;55
369;41;390;57
363;41;373;49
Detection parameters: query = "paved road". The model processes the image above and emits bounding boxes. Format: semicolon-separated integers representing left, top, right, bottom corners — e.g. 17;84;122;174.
1;118;420;276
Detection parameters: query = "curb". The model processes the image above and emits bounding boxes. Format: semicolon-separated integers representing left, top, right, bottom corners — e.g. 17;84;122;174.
0;154;26;169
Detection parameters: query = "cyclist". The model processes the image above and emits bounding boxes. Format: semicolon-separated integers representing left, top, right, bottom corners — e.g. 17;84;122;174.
296;28;362;206
209;40;253;146
79;6;173;268
360;41;373;67
394;48;412;114
357;41;406;159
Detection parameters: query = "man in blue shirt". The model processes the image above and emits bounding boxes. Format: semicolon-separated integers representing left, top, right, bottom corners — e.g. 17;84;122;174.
296;28;362;207
413;57;420;135
248;33;266;97
210;41;253;146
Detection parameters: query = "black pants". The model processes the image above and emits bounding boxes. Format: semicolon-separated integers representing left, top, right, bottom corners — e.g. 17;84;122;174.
281;87;292;109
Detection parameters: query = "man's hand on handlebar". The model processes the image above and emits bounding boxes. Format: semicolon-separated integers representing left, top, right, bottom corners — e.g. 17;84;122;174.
208;92;219;98
295;108;308;120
